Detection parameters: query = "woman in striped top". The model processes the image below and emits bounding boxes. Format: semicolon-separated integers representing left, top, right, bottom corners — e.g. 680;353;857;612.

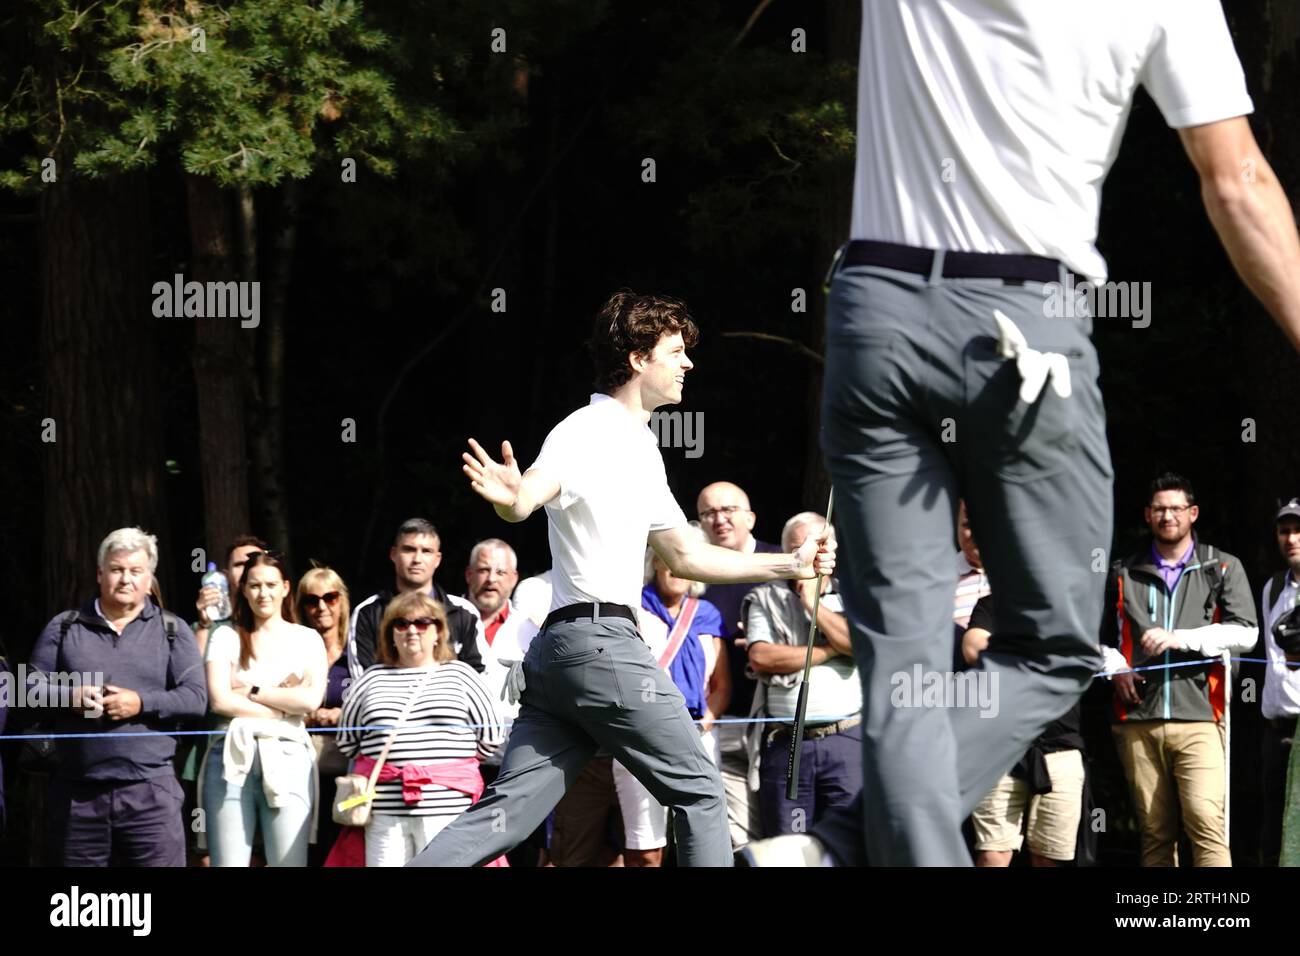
336;590;503;866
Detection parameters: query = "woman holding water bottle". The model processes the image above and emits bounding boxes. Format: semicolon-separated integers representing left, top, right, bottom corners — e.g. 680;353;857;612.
193;536;272;656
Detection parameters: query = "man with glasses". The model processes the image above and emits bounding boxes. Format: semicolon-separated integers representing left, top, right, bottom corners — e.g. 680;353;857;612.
347;518;490;682
1101;473;1257;866
695;481;780;851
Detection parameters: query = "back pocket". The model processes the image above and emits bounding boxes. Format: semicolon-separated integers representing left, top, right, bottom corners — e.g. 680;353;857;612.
961;336;1084;483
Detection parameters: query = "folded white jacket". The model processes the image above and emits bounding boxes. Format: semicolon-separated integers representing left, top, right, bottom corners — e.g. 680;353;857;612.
222;717;314;808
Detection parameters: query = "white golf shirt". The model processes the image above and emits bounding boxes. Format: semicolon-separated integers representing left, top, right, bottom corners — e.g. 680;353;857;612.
530;394;688;613
852;0;1254;281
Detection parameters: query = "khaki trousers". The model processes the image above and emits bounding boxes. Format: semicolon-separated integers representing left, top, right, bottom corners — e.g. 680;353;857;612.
1111;721;1230;867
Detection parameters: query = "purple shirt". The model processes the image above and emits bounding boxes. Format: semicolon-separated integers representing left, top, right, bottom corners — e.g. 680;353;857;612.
1151;540;1196;594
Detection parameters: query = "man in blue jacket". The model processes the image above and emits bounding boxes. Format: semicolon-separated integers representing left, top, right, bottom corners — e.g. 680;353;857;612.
29;527;207;866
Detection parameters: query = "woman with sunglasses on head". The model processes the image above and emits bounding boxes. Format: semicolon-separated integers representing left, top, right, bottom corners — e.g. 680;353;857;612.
296;566;352;865
201;551;327;867
336;590;504;866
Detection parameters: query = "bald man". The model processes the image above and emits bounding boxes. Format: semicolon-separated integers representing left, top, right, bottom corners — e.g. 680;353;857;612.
696;481;782;851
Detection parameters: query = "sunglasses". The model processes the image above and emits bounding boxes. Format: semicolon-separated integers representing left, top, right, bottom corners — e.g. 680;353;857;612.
302;591;341;609
393;617;438;634
233;549;285;569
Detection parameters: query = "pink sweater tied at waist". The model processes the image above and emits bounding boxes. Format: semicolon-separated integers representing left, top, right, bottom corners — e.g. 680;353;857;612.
350;754;507;867
353;754;484;805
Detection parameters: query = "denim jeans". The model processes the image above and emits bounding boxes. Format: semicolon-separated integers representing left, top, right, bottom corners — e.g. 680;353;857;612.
201;737;313;867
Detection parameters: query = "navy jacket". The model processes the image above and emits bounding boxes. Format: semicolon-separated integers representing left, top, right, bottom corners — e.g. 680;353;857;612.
28;599;207;781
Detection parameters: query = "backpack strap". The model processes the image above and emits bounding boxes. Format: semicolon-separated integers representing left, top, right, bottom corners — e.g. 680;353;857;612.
1267;570;1291;618
1195;543;1228;616
160;610;179;641
54;610;78;671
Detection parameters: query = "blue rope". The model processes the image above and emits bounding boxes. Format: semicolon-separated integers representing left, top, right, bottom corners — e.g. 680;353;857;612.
0;656;1285;742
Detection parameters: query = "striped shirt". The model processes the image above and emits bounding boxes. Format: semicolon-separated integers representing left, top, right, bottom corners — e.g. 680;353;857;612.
953;556;991;629
336;663;503;817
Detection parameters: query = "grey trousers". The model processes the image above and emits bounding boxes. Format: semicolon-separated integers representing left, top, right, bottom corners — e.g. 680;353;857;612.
716;721;760;849
407;614;733;867
814;254;1111;866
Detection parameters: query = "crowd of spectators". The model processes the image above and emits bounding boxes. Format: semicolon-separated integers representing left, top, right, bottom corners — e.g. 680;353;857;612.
4;472;1299;867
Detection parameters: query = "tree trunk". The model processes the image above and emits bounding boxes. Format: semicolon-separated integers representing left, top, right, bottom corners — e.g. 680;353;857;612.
186;173;252;562
243;182;293;555
40;171;168;610
801;0;859;511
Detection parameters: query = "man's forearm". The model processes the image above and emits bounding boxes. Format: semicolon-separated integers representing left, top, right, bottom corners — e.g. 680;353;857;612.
139;681;208;720
815;606;852;654
749;643;834;675
1202;163;1300;351
669;542;798;585
1176;623;1258;657
493;492;533;523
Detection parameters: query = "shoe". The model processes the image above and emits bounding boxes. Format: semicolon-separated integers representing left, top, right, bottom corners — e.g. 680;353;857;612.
736;834;828;867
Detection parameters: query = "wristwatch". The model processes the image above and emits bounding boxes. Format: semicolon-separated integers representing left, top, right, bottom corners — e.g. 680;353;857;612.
249;685;260;699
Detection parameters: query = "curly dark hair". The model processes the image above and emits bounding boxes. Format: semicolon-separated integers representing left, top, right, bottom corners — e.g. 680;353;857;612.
588;290;700;393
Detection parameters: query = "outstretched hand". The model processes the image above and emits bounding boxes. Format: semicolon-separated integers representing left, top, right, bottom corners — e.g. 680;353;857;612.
792;527;836;580
463;438;522;508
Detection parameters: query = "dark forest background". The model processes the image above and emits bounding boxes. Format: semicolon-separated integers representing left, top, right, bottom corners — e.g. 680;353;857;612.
0;0;1297;866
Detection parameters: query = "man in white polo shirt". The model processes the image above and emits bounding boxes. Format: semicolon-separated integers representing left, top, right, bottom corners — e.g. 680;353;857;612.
407;290;835;868
747;0;1300;867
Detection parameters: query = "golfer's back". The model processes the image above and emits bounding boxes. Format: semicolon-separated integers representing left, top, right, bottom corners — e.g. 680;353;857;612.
853;0;1252;281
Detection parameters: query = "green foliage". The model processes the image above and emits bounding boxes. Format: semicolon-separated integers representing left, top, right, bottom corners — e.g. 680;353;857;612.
0;0;479;190
614;7;857;262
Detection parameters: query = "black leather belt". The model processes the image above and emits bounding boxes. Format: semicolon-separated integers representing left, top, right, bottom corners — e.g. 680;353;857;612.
842;239;1074;285
766;716;862;745
543;602;637;630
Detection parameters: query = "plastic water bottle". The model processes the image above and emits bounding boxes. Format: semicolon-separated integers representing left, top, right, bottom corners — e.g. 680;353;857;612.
201;562;232;623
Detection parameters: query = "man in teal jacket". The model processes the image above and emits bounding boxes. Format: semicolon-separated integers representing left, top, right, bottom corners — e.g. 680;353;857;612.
1102;473;1257;867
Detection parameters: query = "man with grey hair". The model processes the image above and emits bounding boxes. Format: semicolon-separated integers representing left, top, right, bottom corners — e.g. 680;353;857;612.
743;513;861;838
28;527;207;866
464;538;536;791
465;538;521;645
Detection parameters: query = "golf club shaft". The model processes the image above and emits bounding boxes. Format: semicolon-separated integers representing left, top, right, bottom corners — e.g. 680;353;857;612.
786;488;834;801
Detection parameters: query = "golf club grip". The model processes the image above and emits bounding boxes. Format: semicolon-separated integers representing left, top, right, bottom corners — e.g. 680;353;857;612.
786;681;811;800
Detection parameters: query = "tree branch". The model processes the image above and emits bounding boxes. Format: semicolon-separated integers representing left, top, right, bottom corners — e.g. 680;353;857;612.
729;0;777;53
720;331;824;365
